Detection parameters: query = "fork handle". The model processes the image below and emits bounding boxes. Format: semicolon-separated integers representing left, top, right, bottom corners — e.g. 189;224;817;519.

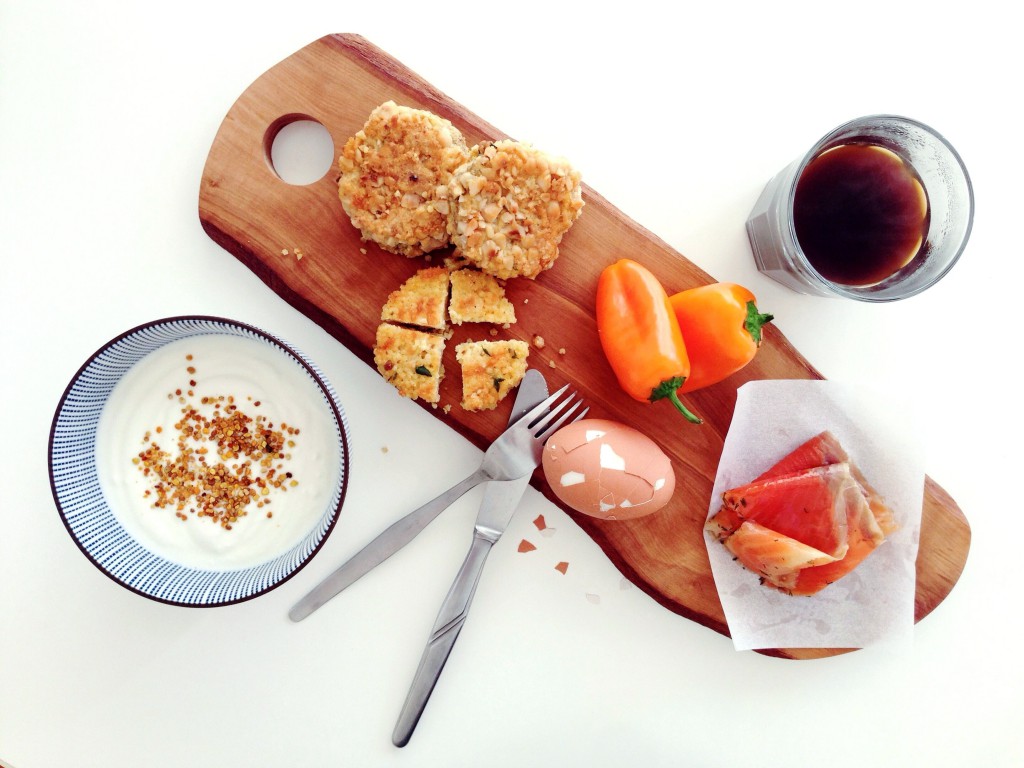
288;468;489;622
392;531;495;747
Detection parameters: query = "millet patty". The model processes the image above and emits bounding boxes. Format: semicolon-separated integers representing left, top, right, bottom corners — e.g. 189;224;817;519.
443;140;584;279
338;101;470;257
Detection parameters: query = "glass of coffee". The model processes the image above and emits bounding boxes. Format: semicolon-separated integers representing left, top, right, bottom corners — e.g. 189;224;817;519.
746;115;973;301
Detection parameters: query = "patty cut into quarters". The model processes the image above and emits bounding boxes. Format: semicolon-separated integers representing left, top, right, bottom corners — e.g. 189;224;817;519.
338;101;470;257
444;140;584;279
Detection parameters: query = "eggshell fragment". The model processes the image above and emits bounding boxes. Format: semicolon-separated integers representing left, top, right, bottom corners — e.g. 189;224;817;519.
541;418;675;520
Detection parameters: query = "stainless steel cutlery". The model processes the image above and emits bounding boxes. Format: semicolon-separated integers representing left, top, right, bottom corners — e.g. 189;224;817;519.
289;369;586;747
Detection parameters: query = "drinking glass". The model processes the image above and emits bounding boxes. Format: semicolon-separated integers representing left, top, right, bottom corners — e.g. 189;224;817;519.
745;115;973;301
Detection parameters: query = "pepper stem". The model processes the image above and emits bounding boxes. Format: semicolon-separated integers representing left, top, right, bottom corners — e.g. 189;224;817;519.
650;377;702;424
744;301;775;345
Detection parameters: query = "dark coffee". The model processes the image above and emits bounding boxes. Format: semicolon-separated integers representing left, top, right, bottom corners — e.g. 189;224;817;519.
793;143;929;286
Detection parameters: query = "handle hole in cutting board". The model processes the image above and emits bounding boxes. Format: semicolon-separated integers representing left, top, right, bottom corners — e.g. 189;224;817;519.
265;115;335;186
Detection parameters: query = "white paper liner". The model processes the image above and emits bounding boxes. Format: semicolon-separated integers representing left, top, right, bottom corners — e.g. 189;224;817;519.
705;380;924;651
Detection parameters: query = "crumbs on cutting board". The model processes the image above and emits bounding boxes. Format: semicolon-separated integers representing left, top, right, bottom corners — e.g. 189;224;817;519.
529;334;567;369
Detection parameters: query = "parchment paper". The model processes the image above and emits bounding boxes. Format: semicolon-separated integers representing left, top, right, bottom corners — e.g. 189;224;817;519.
705;380;925;651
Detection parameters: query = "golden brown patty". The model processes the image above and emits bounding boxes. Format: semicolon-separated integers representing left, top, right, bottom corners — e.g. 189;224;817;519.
338;101;470;257
381;266;450;331
373;323;445;404
444;140;584;279
448;269;516;326
455;339;530;411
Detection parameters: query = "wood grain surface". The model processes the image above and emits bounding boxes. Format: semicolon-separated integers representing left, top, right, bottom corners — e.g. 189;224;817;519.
198;34;970;659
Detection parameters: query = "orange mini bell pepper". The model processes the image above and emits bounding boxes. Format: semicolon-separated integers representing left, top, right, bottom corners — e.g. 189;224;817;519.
596;259;702;424
669;283;774;393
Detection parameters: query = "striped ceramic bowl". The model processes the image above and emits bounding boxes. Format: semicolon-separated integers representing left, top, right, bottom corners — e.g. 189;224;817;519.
48;316;351;606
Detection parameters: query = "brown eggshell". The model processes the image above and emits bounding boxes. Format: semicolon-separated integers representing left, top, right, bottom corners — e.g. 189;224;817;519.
541;418;675;520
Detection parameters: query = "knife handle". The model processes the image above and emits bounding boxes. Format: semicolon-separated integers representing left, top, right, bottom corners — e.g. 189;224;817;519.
392;531;495;747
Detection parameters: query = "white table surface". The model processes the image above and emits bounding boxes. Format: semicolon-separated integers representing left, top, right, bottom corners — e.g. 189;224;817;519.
3;2;1020;766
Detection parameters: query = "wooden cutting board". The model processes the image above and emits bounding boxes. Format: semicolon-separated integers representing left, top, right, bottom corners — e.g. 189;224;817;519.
199;34;970;659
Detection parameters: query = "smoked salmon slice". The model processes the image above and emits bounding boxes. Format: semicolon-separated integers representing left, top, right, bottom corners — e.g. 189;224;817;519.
724;521;844;591
753;430;850;481
756;430;896;537
706;431;896;596
785;497;883;596
721;463;855;558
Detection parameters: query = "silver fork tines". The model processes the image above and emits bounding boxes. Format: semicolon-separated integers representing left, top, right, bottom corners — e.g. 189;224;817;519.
483;384;587;472
528;390;588;439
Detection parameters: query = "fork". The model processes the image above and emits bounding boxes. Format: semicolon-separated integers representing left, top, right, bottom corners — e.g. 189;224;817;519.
288;384;585;622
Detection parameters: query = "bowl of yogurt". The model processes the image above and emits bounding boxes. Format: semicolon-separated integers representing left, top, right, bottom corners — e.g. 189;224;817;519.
49;316;350;606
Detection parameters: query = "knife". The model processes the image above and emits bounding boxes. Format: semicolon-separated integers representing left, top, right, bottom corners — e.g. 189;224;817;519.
391;406;546;746
392;472;532;746
288;369;550;622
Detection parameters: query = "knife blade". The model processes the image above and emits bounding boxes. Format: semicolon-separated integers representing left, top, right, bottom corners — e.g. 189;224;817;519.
288;369;549;622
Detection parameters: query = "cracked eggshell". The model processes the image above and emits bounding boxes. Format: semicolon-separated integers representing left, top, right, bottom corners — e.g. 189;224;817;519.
541;418;675;520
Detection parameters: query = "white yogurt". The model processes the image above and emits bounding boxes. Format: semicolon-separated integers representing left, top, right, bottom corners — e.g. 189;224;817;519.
96;334;342;571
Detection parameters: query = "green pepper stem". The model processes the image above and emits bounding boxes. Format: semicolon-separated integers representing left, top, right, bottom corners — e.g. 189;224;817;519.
744;301;775;346
650;377;702;424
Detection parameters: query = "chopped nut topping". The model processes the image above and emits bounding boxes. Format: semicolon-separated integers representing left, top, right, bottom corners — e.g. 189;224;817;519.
131;354;301;530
